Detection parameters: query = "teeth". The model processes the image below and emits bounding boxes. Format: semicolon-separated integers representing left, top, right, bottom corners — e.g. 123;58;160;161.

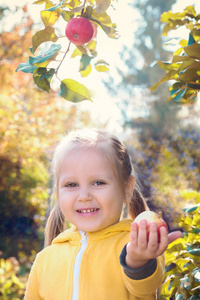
78;208;98;213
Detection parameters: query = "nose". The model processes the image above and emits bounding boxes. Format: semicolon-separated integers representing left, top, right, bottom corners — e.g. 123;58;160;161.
77;186;92;202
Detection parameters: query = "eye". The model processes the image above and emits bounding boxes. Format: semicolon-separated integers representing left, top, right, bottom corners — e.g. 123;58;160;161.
65;182;78;188
93;180;106;186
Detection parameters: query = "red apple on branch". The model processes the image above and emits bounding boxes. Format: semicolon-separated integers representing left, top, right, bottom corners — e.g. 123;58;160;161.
65;17;94;45
134;211;168;243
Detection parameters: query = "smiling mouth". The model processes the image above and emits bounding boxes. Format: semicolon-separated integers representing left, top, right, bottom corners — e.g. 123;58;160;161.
77;208;99;213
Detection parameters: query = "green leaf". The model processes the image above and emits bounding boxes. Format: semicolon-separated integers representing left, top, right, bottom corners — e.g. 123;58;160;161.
16;59;37;73
176;258;196;272
183;204;200;213
16;45;60;74
32;26;58;53
188;249;200;256
29;47;34;54
168;277;179;292
33;67;55;92
166;263;176;272
188;34;196;46
160;275;180;298
61;10;74;22
173;87;187;101
79;54;93;72
60;79;92;102
31;44;61;65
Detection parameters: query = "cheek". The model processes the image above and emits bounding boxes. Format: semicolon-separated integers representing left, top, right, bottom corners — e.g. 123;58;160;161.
59;192;70;211
59;198;65;214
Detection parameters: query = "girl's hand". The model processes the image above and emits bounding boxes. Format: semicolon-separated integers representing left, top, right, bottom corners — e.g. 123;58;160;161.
125;219;183;269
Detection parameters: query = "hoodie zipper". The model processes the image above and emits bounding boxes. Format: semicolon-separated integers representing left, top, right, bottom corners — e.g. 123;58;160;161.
71;231;88;300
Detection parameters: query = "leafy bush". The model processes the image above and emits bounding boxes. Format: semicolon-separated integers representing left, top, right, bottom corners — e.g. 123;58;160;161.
159;191;200;299
0;255;28;300
126;126;200;228
151;6;200;103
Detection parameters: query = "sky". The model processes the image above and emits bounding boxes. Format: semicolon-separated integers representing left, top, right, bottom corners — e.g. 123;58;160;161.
1;0;200;133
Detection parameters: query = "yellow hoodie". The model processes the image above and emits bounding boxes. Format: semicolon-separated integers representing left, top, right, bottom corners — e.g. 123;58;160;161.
24;219;165;300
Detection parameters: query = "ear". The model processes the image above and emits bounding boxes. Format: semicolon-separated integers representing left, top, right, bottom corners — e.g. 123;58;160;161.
124;176;135;203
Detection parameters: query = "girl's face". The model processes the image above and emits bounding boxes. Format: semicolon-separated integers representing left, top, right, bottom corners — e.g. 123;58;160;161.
58;148;125;232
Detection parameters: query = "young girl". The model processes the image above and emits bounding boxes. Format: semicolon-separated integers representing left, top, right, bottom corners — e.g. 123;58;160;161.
24;128;182;300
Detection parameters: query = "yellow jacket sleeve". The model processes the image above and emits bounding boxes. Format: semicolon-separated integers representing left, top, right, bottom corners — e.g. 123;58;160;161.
24;255;42;300
119;245;165;297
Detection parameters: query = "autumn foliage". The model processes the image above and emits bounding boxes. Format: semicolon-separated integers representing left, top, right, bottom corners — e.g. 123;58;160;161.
1;2;200;300
16;0;117;103
151;6;200;103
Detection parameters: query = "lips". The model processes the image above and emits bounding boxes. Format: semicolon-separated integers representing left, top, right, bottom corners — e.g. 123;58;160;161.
76;208;99;213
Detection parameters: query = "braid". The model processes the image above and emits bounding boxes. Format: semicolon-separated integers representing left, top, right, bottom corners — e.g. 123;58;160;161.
111;137;148;220
129;188;149;219
44;204;65;247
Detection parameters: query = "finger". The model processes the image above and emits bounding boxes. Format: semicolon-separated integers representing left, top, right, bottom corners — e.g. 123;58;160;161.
148;222;158;251
156;226;169;255
138;219;148;249
130;222;138;247
168;231;183;244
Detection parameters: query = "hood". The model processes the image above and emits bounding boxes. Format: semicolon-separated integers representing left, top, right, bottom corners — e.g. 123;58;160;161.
52;218;133;245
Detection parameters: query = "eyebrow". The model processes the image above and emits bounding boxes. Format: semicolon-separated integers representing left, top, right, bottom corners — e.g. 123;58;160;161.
59;173;114;183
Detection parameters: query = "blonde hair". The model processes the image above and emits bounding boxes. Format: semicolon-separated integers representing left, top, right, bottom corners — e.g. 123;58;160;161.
44;128;148;246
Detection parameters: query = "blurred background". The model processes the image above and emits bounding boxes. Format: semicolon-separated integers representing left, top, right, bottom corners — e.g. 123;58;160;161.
0;0;200;298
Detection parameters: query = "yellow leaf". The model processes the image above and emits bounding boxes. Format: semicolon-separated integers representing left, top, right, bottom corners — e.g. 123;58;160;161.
60;79;92;102
71;48;82;58
184;5;196;17
80;64;92;77
12;275;25;288
41;10;60;27
150;70;178;92
92;11;112;26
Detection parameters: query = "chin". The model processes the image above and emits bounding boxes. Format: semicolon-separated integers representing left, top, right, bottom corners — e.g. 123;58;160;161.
79;224;105;233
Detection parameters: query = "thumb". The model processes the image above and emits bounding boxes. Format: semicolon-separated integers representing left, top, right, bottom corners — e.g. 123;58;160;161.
168;231;183;244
